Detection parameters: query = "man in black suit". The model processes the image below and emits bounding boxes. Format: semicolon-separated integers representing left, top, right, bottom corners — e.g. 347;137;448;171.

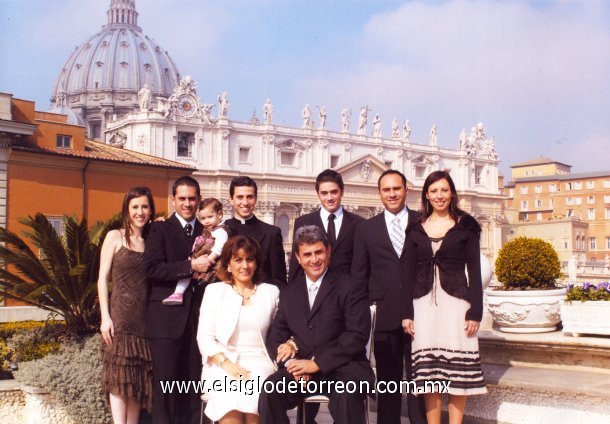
224;176;287;287
259;225;374;424
288;169;364;283
352;170;427;424
144;176;210;424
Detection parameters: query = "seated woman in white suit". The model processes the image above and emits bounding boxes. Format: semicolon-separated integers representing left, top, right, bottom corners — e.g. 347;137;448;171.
197;235;280;423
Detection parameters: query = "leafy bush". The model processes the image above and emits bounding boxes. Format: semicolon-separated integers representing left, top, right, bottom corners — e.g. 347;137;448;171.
495;237;561;290
7;326;62;362
0;319;64;340
566;282;610;302
14;335;112;423
0;320;65;379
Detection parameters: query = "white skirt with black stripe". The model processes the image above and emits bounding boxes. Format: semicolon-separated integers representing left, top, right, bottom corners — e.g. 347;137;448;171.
410;240;486;396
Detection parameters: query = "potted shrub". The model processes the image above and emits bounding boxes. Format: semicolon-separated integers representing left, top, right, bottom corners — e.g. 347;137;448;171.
561;282;610;336
485;237;565;333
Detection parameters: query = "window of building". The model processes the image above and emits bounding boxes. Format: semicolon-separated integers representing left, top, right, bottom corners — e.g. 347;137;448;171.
587;196;595;204
607;237;610;250
586;180;595;189
330;155;340;168
520;186;528;194
565;182;573;191
56;134;72;149
509;189;514;198
549;183;557;193
574;181;583;190
564;240;569;249
277;214;290;242
536;212;542;221
567;209;574;218
177;132;195;157
521;200;528;210
604;195;610;204
89;121;101;139
604;179;610;189
47;216;63;237
575;197;582;205
238;147;251;163
566;197;574;205
576;236;581;250
605;207;610;219
536;199;542;208
549;199;553;209
280;151;297;166
588;208;595;219
590;237;597;250
415;165;427;179
521;212;529;221
384;160;393;168
475;166;484;185
535;185;542;193
537;169;542;176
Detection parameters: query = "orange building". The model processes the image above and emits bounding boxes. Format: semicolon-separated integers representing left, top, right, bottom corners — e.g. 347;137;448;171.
503;156;610;261
1;92;195;307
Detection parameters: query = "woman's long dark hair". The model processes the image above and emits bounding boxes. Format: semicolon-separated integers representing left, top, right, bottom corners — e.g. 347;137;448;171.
121;186;155;247
420;170;462;222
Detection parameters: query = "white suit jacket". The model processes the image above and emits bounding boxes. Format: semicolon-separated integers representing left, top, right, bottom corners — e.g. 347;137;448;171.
197;281;279;367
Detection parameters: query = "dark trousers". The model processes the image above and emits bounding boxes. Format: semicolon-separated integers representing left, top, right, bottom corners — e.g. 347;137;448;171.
259;368;367;424
374;329;427;424
149;320;202;424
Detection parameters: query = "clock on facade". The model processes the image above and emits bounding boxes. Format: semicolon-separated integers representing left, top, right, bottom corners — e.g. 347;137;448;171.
177;95;197;117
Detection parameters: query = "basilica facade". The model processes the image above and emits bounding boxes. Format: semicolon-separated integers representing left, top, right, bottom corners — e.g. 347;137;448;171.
104;77;505;259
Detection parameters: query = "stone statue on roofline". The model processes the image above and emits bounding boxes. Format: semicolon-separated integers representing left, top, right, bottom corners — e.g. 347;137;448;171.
302;104;312;128
372;114;382;137
402;119;411;141
217;92;229;118
318;105;327;129
263;99;274;124
391;118;400;139
138;84;151;111
429;124;438;146
340;108;350;132
357;106;369;135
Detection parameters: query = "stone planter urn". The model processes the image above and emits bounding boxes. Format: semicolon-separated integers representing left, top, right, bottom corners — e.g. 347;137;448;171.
485;288;566;333
560;301;610;336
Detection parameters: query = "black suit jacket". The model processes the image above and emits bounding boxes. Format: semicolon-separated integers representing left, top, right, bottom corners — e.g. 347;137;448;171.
144;213;204;339
288;208;364;283
225;215;287;287
266;270;374;383
351;208;421;332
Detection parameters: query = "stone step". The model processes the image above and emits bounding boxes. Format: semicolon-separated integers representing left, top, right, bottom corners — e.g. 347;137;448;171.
478;328;610;373
465;364;610;424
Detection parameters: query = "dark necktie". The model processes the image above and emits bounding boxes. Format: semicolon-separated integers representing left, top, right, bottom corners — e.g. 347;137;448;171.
184;223;193;238
327;213;336;245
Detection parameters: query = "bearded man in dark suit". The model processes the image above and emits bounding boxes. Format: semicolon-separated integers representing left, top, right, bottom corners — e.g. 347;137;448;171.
144;176;211;424
288;169;363;284
352;169;427;424
224;176;287;287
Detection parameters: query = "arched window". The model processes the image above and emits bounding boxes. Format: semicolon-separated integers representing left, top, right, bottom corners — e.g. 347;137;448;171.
278;214;290;242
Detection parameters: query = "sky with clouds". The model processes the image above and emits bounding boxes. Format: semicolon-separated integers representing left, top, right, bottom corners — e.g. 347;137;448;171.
1;0;609;177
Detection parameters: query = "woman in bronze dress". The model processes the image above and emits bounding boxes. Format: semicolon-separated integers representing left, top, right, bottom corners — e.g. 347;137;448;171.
97;187;155;424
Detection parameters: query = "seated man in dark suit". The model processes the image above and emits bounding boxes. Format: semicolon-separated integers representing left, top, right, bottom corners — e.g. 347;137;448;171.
288;169;363;283
224;176;287;287
259;225;374;424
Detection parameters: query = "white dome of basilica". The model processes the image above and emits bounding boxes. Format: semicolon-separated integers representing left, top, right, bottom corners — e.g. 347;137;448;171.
50;0;181;139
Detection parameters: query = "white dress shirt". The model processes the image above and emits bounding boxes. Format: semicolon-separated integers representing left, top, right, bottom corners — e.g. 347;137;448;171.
320;206;344;236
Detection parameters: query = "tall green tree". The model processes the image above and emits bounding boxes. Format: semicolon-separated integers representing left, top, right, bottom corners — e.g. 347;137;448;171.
0;214;120;335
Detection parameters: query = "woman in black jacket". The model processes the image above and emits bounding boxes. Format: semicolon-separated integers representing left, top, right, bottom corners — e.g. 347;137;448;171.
403;170;486;424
